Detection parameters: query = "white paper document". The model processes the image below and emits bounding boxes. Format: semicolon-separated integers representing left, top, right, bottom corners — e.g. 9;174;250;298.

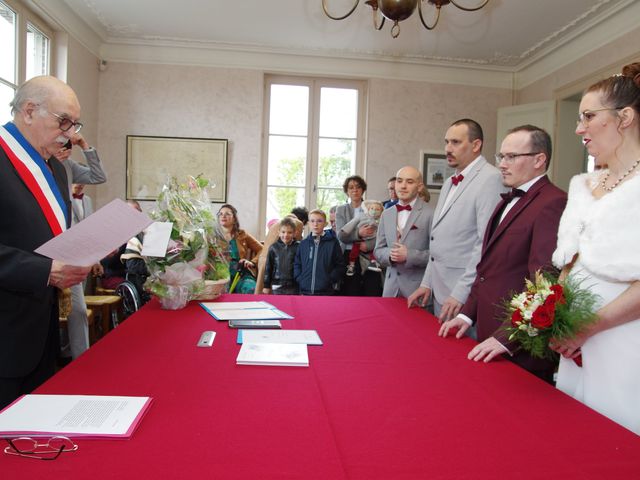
0;394;152;438
35;198;153;266
141;221;173;257
236;343;309;367
239;330;323;345
201;301;274;310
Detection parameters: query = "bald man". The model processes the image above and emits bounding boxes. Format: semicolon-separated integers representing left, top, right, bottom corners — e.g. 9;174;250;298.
374;166;434;298
0;76;91;409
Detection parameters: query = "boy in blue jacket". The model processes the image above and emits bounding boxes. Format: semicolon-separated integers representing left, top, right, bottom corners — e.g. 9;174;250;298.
294;209;345;295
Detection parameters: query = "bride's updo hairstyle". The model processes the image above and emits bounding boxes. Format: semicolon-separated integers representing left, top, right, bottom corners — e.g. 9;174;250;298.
586;62;640;124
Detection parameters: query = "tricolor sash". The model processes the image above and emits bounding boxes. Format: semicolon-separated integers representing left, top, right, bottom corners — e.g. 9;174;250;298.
0;122;68;235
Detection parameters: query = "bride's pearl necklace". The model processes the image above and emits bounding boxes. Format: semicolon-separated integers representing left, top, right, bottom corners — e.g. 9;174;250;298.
601;157;640;191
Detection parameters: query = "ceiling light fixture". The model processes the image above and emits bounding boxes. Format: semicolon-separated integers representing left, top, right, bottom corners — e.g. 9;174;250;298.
321;0;490;38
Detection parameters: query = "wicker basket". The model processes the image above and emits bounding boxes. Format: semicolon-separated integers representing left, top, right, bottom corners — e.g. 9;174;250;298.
194;278;230;301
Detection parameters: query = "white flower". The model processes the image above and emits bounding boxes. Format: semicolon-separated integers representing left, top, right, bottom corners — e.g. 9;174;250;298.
526;325;539;337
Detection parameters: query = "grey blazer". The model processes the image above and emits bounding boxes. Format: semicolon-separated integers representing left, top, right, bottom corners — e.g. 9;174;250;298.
374;197;434;298
64;148;107;185
419;155;506;305
335;202;361;251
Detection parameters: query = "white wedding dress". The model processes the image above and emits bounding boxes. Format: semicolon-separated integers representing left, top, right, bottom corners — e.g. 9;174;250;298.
552;172;640;435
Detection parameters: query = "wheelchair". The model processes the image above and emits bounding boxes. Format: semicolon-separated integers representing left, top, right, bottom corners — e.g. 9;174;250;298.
114;280;142;320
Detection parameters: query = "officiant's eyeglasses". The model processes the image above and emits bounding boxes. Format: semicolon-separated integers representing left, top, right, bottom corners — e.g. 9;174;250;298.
43;110;84;134
3;436;78;460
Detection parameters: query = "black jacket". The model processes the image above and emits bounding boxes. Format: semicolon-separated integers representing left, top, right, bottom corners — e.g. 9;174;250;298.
264;239;299;290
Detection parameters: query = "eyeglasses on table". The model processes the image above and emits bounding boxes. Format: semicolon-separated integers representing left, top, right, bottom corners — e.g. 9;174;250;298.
3;435;78;460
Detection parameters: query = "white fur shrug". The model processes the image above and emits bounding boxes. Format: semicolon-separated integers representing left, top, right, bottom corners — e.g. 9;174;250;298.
552;172;640;283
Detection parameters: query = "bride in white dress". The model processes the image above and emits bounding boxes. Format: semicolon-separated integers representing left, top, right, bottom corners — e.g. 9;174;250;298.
551;62;640;435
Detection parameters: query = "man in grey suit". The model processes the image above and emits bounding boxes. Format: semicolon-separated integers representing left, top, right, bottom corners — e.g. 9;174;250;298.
407;119;506;327
65;183;96;359
54;133;107;185
375;166;434;298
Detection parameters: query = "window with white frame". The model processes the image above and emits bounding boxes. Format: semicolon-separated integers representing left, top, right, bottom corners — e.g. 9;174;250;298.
263;76;366;229
0;0;51;123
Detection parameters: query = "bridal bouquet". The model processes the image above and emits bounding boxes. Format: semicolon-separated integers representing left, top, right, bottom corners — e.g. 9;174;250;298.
145;175;230;309
503;271;599;359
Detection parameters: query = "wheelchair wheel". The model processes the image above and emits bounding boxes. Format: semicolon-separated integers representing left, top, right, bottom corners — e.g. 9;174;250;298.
115;281;141;320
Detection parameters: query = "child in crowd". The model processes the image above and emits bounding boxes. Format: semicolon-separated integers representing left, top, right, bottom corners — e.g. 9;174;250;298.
340;199;384;276
263;217;300;295
294;209;345;295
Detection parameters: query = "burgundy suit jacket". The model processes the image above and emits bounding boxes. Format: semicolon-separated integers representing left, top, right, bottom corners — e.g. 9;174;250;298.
460;175;567;380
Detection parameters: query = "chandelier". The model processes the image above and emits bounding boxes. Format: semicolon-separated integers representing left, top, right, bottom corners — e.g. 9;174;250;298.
321;0;490;38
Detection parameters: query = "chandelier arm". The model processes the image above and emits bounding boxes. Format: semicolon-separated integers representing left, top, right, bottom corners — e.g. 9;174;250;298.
417;0;441;30
449;0;490;12
321;0;361;20
373;11;386;30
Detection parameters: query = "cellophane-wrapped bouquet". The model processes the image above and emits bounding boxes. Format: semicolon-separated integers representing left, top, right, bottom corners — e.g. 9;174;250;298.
145;175;230;309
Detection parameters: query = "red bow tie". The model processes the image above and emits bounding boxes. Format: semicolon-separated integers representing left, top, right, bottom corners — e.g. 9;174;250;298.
72;193;84;199
451;174;464;186
396;204;412;212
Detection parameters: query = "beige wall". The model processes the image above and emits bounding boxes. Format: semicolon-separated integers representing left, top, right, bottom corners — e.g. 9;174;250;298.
517;26;640;104
93;63;511;236
95;63;263;234
366;78;512;204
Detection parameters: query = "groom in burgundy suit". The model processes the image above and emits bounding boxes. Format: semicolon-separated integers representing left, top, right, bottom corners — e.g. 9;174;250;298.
439;125;567;383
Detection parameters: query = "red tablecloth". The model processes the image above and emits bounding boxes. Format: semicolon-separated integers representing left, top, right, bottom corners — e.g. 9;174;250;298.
2;294;639;479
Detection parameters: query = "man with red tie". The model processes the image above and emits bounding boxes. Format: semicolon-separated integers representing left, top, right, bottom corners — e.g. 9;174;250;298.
408;119;506;328
374;166;434;298
439;125;567;383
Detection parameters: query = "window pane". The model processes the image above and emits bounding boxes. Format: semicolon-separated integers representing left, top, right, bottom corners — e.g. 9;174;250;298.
319;87;358;139
26;23;49;79
318;138;355;188
268;135;307;186
316;188;346;214
266;186;305;225
0;1;16;83
0;82;14;123
269;84;309;136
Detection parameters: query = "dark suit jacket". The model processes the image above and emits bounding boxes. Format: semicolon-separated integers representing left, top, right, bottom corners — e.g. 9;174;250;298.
0;148;70;378
460;175;567;380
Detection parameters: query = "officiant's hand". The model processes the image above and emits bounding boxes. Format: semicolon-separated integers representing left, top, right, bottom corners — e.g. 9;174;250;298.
49;260;91;289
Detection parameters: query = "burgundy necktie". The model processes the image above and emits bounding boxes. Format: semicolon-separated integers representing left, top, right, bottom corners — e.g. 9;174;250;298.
396;204;412;212
451;174;464;186
72;193;84;199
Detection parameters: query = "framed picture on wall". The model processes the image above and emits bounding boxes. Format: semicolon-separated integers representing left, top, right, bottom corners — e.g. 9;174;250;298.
420;150;453;190
126;135;228;202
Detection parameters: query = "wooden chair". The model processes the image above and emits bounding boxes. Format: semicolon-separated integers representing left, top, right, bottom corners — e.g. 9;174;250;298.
84;295;123;336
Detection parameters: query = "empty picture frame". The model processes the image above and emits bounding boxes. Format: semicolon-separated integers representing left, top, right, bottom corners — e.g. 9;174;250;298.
420;150;454;190
126;135;228;202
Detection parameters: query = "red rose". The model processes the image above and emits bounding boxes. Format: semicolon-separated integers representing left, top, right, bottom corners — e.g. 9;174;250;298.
531;305;554;329
550;284;566;304
511;308;524;327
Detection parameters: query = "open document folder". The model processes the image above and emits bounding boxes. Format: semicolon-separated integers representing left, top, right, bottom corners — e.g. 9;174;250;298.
0;395;152;439
35;198;153;266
